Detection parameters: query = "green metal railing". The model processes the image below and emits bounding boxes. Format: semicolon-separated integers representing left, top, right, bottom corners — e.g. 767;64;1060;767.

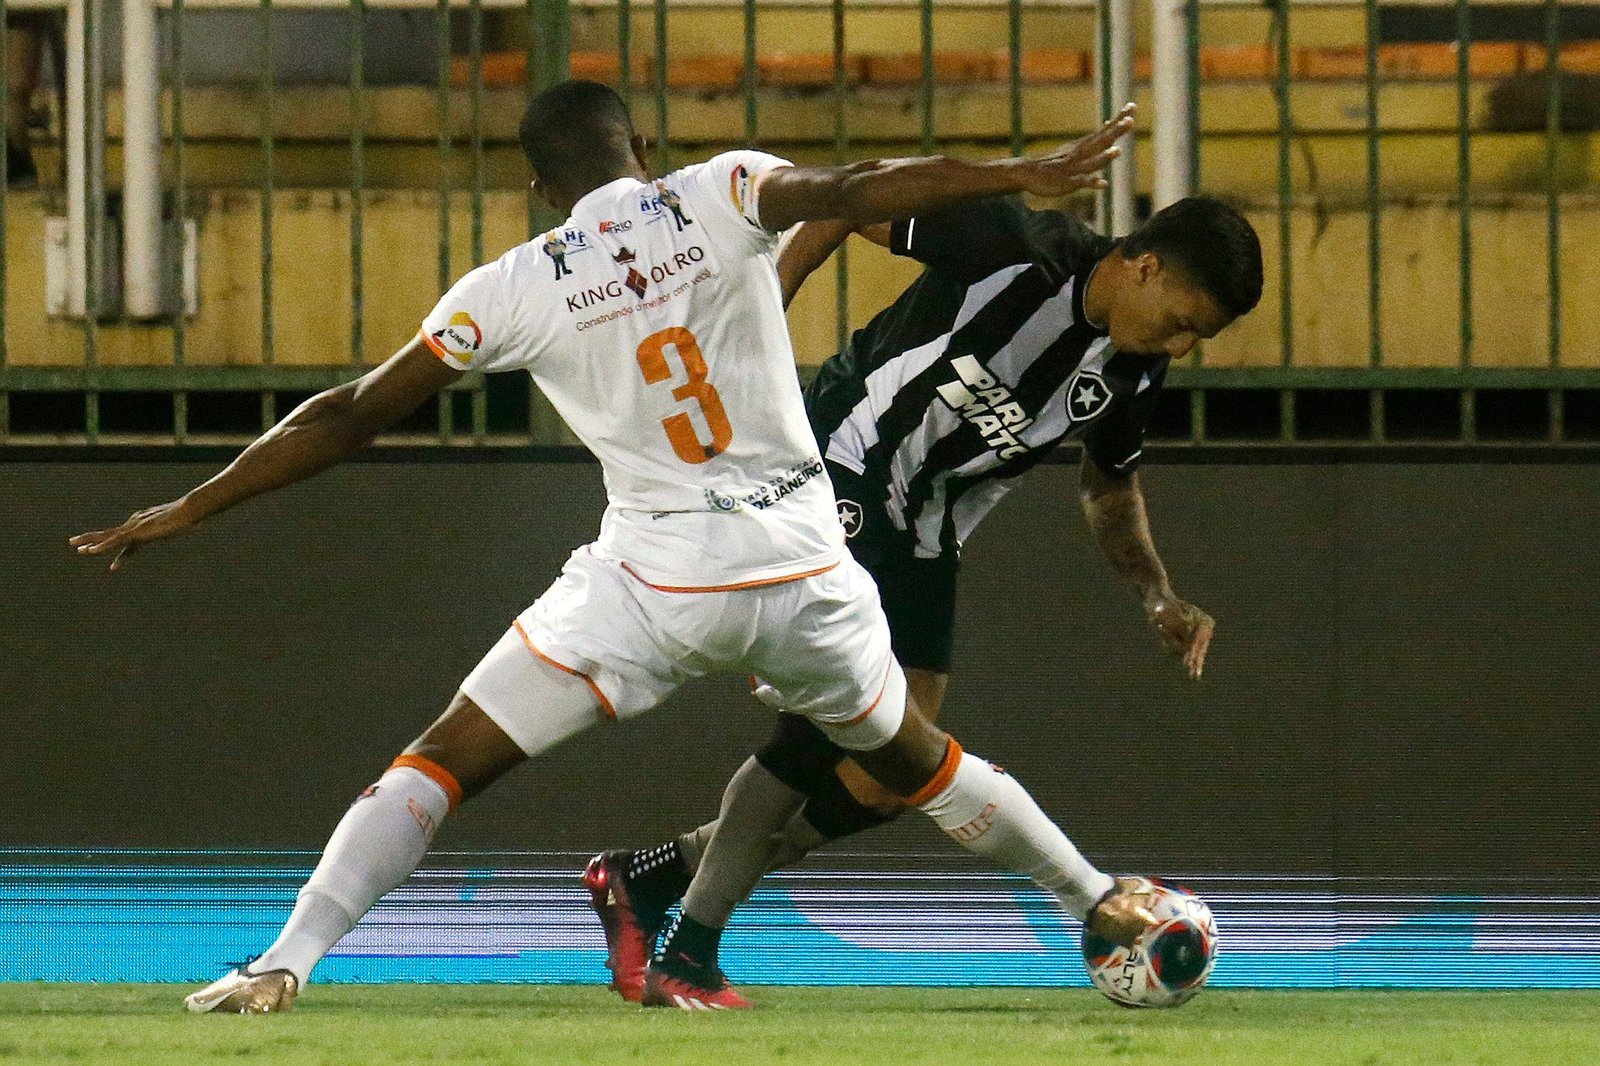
0;0;1595;448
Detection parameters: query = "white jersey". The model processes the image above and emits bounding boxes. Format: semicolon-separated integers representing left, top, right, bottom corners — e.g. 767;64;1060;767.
420;151;843;590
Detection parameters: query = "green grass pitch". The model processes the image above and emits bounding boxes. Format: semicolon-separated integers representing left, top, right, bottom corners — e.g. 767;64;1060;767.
3;986;1598;1065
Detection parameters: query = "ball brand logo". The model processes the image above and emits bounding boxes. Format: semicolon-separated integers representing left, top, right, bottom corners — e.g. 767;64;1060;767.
431;311;482;363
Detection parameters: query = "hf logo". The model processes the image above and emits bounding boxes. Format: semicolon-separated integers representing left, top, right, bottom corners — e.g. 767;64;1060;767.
1066;368;1113;422
836;499;865;539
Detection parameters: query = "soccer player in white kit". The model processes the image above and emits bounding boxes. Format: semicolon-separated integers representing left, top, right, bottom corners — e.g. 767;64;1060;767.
71;81;1157;1012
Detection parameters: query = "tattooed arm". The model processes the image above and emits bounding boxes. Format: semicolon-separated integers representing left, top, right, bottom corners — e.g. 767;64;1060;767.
1079;453;1214;679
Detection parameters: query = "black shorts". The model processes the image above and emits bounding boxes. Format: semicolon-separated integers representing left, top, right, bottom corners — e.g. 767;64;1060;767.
828;461;960;673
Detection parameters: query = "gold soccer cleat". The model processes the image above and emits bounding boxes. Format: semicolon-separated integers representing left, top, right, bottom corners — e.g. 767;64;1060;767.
1085;875;1162;948
183;967;299;1014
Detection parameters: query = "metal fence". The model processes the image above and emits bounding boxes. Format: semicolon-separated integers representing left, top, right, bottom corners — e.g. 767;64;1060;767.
0;0;1596;446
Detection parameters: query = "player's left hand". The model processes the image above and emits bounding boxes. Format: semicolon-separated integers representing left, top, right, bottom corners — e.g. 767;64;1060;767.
1142;592;1214;680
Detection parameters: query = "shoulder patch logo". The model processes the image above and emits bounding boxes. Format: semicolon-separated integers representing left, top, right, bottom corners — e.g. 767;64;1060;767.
730;164;760;227
655;180;694;232
431;311;481;364
1066;368;1113;422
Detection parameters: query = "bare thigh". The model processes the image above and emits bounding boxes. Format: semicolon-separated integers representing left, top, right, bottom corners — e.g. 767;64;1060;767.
836;670;948;812
400;691;528;802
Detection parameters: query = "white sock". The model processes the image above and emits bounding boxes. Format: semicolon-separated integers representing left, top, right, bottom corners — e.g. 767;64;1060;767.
914;746;1114;920
251;764;453;985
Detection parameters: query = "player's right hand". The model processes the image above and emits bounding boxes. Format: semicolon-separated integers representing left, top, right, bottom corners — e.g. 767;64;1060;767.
69;498;198;571
1010;102;1136;198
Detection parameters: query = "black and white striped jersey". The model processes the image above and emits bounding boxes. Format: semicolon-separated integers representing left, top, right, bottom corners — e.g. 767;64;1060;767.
805;196;1168;560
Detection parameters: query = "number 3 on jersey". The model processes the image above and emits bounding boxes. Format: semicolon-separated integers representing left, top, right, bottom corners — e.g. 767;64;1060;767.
635;327;734;465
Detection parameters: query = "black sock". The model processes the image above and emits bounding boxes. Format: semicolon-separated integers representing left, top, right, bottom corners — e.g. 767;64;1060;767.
800;767;899;841
625;841;693;904
656;912;723;969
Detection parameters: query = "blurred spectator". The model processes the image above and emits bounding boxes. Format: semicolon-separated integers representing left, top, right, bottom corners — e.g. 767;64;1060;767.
6;12;61;189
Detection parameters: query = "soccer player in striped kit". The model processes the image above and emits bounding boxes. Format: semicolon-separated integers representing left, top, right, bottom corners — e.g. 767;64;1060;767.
587;194;1263;1005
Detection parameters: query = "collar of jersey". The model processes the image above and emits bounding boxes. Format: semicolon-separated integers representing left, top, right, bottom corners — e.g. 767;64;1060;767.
570;176;649;223
1072;263;1110;338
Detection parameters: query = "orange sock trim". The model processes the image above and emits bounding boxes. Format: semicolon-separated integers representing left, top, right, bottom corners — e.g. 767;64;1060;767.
905;737;964;808
389;753;464;813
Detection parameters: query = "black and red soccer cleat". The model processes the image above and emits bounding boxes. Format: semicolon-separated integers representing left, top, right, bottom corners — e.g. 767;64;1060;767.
583;850;669;1003
641;950;753;1011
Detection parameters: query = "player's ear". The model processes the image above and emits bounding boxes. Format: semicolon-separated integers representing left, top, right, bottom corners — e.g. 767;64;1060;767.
530;174;558;212
1133;251;1162;286
630;134;650;174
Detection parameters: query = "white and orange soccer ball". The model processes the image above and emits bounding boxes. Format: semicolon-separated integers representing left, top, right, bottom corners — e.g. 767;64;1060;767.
1081;878;1218;1008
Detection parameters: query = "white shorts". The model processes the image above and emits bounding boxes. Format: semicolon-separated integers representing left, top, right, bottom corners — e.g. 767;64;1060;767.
459;545;907;756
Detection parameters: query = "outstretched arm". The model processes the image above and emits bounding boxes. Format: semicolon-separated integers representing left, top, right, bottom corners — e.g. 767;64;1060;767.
756;104;1135;233
775;220;855;309
772;219;901;308
1079;452;1214;679
70;336;460;570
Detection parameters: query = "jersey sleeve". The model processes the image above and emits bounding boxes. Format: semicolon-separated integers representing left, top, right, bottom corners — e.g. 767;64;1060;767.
670;150;795;259
1081;363;1168;478
887;196;1036;281
418;258;529;374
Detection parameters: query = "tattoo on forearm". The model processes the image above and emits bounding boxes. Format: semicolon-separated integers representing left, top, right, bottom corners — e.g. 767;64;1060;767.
1084;484;1169;597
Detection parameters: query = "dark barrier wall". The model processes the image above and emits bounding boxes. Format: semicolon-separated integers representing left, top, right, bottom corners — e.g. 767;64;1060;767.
3;459;1597;882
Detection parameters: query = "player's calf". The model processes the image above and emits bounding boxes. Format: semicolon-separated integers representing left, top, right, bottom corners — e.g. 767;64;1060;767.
851;719;1144;939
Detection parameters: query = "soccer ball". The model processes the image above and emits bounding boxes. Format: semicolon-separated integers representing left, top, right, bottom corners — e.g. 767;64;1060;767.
1081;878;1218;1008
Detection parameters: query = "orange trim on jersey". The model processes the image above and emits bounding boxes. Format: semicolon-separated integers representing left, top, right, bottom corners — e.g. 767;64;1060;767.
906;737;965;808
618;559;838;594
417;328;453;363
512;619;618;721
389;753;464;813
822;660;894;729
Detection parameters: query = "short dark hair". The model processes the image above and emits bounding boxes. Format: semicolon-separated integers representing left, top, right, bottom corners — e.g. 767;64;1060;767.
518;80;637;188
1120;196;1263;319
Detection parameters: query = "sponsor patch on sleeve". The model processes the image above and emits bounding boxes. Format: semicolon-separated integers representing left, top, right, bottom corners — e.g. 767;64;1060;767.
430;311;482;364
730;163;761;229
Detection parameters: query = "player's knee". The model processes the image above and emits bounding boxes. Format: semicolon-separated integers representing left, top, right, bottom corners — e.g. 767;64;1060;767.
848;708;953;800
754;712;848;795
